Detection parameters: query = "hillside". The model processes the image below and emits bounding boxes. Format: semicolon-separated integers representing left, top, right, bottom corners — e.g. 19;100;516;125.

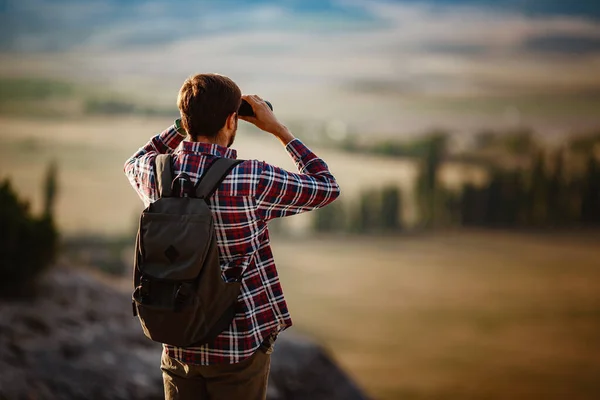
0;266;367;400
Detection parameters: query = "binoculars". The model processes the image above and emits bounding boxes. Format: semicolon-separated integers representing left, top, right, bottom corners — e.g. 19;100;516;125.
238;99;273;117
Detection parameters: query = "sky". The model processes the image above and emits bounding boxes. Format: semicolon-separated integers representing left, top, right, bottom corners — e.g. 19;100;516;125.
0;0;599;134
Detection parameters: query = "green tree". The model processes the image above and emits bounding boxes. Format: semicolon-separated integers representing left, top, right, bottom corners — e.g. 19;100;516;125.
379;186;402;231
0;178;58;295
527;151;549;226
581;155;600;226
503;127;537;155
460;184;482;226
349;190;376;234
569;130;600;154
482;169;522;227
547;149;568;226
312;199;345;233
415;132;448;228
43;160;58;218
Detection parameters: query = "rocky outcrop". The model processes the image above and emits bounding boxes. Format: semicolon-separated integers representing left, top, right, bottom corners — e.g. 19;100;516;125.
0;267;368;400
268;332;368;400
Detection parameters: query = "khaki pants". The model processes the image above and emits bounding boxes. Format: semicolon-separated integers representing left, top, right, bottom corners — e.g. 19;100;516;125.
161;340;274;400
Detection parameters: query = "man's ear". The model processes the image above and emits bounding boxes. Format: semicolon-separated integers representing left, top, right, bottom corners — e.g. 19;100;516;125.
226;112;237;132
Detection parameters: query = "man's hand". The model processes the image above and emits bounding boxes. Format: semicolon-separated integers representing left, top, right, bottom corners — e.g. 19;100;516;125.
239;95;295;145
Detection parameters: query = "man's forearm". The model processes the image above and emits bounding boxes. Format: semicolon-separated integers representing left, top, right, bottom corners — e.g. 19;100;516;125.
140;122;185;155
124;121;185;174
273;125;295;146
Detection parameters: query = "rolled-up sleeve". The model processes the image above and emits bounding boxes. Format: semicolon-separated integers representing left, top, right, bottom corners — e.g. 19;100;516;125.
124;123;185;206
255;139;340;220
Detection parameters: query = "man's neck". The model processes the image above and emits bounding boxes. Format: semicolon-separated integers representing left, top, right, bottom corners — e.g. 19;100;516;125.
189;136;228;148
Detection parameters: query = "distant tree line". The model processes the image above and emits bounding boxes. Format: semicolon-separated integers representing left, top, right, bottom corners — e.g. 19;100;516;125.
84;98;175;117
311;185;403;234
312;129;600;233
459;151;600;228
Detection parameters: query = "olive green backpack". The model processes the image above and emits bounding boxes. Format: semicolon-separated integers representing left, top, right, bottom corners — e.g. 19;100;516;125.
132;155;243;347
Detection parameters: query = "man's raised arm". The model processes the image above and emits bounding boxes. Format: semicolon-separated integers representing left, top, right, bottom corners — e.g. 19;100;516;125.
254;138;340;220
123;121;185;205
239;95;341;220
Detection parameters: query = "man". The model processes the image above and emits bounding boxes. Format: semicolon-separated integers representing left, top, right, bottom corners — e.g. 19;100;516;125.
124;73;340;399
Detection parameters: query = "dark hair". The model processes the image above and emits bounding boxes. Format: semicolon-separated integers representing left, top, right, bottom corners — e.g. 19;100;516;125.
177;73;242;140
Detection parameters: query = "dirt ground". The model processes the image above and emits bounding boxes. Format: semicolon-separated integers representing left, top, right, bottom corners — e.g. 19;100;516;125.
271;231;600;400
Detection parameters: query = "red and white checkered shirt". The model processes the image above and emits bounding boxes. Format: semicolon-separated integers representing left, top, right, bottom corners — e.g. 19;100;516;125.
124;123;340;365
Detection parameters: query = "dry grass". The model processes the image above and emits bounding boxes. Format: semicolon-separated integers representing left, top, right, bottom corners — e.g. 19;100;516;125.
271;231;600;399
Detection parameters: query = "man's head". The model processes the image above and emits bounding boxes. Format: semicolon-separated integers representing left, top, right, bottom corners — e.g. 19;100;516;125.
177;73;242;147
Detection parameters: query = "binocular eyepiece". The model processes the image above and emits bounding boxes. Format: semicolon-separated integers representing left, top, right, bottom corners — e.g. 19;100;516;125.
238;99;273;117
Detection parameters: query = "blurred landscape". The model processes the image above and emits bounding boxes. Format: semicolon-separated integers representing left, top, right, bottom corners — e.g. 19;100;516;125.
273;233;600;399
1;0;600;399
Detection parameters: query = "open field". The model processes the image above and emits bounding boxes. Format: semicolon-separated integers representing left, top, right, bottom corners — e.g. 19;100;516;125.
271;232;600;400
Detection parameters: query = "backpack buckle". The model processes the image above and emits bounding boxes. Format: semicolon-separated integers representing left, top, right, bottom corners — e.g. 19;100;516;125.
174;282;192;311
140;276;151;300
172;173;194;197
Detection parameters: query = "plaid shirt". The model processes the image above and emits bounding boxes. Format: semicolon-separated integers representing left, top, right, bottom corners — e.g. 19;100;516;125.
124;122;340;365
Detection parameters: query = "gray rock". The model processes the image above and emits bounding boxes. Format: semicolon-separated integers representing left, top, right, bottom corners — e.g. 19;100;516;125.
0;268;164;400
269;333;368;400
0;267;368;400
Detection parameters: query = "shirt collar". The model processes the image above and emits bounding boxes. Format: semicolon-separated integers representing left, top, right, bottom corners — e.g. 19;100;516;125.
180;141;238;159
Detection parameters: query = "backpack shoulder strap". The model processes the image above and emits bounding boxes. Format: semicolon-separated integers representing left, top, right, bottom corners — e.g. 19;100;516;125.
195;158;244;199
155;154;174;197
